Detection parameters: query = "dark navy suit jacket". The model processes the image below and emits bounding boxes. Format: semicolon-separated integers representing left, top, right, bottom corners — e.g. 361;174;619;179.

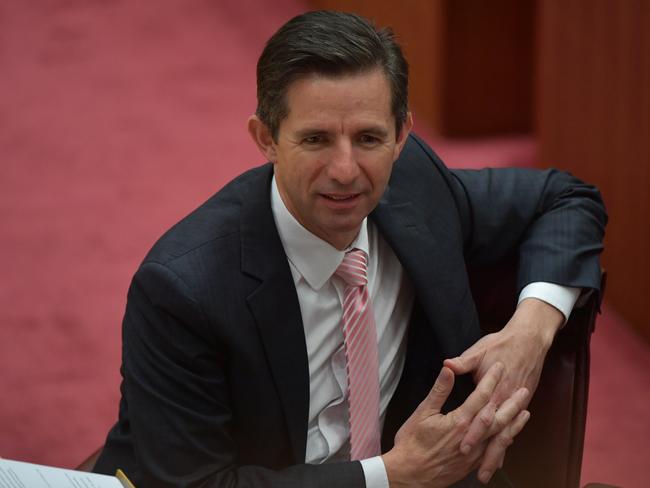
94;134;606;487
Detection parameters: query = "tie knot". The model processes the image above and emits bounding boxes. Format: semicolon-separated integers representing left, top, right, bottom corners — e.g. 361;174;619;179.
335;249;368;287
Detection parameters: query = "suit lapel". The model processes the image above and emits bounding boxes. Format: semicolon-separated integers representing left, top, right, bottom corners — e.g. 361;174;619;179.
239;166;309;463
371;181;481;360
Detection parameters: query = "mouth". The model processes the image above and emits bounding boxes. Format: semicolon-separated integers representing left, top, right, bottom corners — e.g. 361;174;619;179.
321;193;359;201
319;192;362;209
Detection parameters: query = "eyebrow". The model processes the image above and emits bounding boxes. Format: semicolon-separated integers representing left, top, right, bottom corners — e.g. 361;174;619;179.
294;128;328;139
293;126;390;139
360;126;390;138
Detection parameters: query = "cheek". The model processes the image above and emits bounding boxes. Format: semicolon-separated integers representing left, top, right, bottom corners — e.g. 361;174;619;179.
301;158;327;191
278;154;310;186
367;159;394;192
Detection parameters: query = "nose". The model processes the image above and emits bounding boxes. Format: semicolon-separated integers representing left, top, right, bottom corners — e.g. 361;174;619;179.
326;140;360;185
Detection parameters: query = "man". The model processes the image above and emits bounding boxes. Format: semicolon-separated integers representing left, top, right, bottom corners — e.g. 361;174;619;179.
94;11;606;488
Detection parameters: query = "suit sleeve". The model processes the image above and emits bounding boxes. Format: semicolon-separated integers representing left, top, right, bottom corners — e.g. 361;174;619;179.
119;261;365;488
409;134;607;297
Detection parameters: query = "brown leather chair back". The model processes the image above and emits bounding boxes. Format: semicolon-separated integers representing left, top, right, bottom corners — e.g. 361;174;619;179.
468;260;605;488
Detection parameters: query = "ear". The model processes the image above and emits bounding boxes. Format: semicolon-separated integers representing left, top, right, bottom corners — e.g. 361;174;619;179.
247;115;278;162
393;111;414;160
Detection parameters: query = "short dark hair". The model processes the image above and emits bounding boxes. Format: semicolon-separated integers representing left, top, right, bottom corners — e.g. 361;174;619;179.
256;10;409;141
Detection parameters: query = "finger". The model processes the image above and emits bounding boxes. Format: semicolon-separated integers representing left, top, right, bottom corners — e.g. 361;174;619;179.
460;386;528;454
416;366;455;415
491;379;513;407
477;410;530;484
478;448;505;486
459;400;497;454
487;387;529;437
454;362;504;420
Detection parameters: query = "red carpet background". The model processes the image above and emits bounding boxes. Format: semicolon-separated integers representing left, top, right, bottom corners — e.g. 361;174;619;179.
1;2;648;487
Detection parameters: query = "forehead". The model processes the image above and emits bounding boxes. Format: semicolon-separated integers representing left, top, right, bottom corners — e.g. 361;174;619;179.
282;69;393;128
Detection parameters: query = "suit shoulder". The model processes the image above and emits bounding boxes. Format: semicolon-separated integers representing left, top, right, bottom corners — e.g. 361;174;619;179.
386;134;459;204
143;163;273;266
399;134;450;174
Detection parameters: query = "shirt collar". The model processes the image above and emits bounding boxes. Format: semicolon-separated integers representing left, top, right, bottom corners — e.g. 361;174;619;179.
271;175;369;290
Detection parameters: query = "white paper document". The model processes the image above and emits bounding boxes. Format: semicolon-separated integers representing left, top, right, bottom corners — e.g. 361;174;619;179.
0;459;125;488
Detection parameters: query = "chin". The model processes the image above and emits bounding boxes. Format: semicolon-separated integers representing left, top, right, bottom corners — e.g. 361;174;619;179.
325;220;364;236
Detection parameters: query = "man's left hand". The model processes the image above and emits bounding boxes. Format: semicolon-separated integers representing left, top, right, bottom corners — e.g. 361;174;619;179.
443;297;565;482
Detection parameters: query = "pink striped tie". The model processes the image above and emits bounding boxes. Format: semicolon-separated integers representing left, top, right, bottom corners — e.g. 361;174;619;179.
335;249;381;460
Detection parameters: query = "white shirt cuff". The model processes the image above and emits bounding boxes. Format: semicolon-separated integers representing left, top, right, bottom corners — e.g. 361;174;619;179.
518;282;581;323
360;456;389;488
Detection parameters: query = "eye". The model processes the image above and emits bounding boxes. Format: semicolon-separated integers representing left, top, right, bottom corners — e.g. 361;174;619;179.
303;134;324;145
359;134;381;146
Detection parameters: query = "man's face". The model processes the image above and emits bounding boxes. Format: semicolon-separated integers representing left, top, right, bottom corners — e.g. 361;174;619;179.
259;69;411;250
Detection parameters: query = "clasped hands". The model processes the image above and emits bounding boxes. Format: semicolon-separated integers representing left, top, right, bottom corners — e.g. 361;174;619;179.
383;298;564;487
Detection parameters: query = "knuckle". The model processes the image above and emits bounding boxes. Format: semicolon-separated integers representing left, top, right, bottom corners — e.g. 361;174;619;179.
476;389;491;404
452;413;471;432
479;411;493;427
493;414;506;431
497;432;514;448
432;383;447;395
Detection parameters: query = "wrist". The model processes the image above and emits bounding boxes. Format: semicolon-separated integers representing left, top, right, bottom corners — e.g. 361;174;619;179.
512;297;563;348
382;450;415;488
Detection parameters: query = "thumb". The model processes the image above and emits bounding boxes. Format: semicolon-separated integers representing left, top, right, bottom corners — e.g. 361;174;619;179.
444;352;480;375
418;366;455;415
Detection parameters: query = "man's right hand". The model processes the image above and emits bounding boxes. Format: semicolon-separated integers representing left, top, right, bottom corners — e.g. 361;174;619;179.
382;363;530;488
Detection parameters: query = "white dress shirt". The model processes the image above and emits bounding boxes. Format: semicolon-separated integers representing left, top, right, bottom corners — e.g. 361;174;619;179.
270;176;579;488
